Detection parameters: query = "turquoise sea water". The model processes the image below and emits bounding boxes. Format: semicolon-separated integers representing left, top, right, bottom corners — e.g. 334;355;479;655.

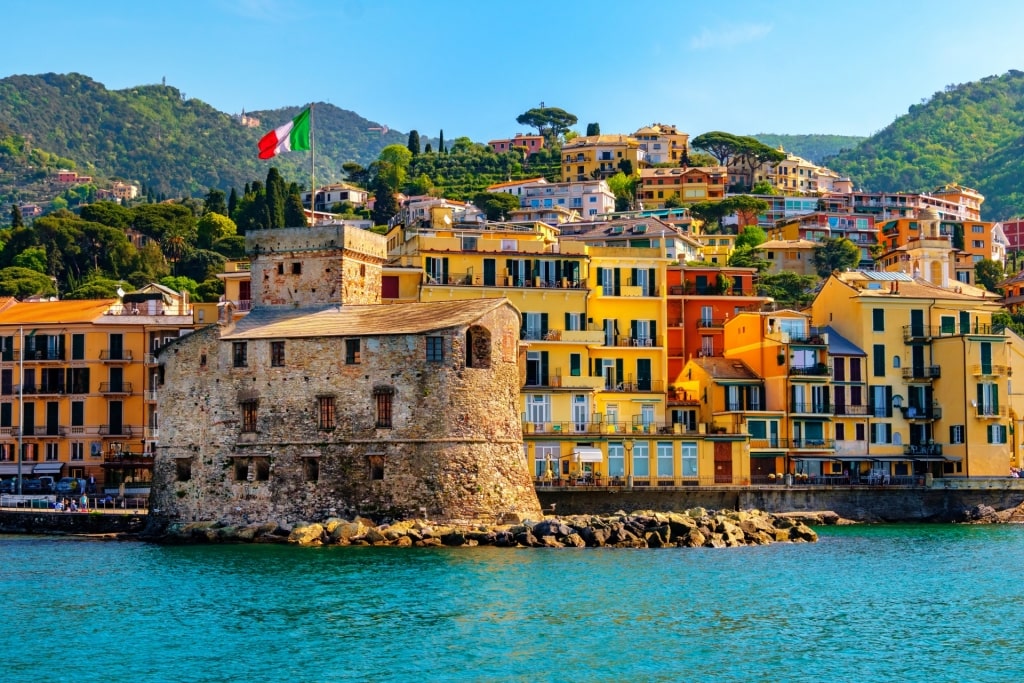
3;525;1024;683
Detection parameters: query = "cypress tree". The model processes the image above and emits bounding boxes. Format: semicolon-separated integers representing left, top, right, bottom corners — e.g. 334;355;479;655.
284;189;307;227
424;143;433;154
407;130;421;156
439;130;444;155
586;122;600;136
228;187;238;217
10;204;23;229
265;168;287;228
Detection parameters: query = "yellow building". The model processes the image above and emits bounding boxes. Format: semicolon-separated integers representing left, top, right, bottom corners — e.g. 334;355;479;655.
0;290;194;493
810;271;1009;479
756;239;818;277
632;123;690;165
561;135;647;182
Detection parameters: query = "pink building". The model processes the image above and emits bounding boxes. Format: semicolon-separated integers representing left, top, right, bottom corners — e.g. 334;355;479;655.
488;133;545;156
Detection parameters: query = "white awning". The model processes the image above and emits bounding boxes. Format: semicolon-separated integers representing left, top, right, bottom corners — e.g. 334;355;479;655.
34;462;65;475
572;447;604;463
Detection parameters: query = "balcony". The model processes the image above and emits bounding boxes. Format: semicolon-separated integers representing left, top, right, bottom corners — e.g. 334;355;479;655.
21;349;65;362
144;390;158;401
974;405;1008;419
904;443;943;457
903;325;937;342
901;404;942;420
606;379;665;393
612;335;664;348
789;438;835;449
971;364;1010;377
695;318;727;329
100;349;133;362
902;365;941;381
99;425;135;437
787;331;829;345
833;404;870;416
790;402;832;415
99;382;133;395
789;363;831;377
749;437;789;449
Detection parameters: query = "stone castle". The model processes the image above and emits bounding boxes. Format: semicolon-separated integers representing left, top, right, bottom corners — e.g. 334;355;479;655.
147;225;541;529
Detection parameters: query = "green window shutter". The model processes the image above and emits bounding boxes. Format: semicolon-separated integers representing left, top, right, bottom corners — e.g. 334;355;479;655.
614;268;621;296
885;386;893;417
615;358;624;386
570;354;581;376
540;351;549;386
631;268;638;286
648;268;656;294
630;320;638;339
442;258;449;283
565;313;571;330
596;267;604;289
977;383;984;410
520;313;527;340
651;321;657;342
540;313;548;336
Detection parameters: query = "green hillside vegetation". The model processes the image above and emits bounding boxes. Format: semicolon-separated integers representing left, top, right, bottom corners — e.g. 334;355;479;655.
826;70;1024;220
750;134;865;164
0;73;406;200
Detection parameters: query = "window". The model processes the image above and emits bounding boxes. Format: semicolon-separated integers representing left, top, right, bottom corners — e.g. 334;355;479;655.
870;422;892;444
989;424;1008;444
426;336;444;362
972;240;985;249
291;262;302;274
318;396;336;430
972;225;984;233
681;442;698;477
892;356;901;369
632;442;649;477
176;458;193;482
71;442;84;461
72;334;85;361
607;442;625;477
526;394;551;430
271;341;285;367
657;442;673;477
233;342;248;368
234;458;249;481
872;308;885;332
374;386;394;428
949;425;964;444
368;454;385;480
303;457;320;482
240;400;258;432
252;457;270;481
872;344;885;376
345;339;361;364
835;423;846;440
570;353;582;377
45;443;59;461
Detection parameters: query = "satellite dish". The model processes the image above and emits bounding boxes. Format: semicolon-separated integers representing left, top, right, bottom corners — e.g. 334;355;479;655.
443;215;452;225
116;287;125;298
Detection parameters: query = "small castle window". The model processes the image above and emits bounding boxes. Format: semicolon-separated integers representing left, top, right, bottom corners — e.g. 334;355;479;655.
240;400;258;432
252;456;270;481
466;326;491;368
426;336;444;362
318;396;336;430
368;454;385;480
271;341;285;367
374;386;394;429
175;458;192;482
303;458;320;482
277;263;284;275
292;262;302;275
345;339;361;364
200;353;207;368
233;457;249;481
233;342;248;368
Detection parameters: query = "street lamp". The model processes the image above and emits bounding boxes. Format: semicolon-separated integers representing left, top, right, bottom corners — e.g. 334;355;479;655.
625;439;635;489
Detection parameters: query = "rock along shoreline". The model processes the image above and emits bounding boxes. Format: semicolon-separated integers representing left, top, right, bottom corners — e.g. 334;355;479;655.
148;508;842;548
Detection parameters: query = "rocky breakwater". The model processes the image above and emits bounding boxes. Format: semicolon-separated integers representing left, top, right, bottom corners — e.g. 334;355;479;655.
156;508;824;548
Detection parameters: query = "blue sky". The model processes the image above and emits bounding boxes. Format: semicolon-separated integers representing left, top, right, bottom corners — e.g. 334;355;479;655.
4;0;1024;143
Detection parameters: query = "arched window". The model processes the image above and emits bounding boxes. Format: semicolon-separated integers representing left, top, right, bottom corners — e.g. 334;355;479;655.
892;355;901;369
465;325;492;368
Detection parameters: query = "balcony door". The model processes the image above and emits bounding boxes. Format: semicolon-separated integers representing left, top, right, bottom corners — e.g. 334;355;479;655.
109;400;123;436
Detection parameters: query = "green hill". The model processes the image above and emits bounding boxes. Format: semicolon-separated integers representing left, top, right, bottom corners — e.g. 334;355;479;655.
750;134;865;164
826;70;1024;220
0;72;407;198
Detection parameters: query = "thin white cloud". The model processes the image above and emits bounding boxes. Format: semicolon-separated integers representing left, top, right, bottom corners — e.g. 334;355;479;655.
689;23;772;50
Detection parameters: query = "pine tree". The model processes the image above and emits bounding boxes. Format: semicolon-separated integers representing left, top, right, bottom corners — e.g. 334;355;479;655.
586;123;600;136
439;130;444;155
407;130;421;156
228;187;238;217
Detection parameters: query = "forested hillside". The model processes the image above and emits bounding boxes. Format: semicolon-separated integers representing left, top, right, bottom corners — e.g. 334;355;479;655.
826;70;1024;219
750;134;865;164
0;73;405;199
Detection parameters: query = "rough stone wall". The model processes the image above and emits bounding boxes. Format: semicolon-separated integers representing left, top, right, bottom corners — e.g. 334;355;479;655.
150;304;541;527
246;226;384;307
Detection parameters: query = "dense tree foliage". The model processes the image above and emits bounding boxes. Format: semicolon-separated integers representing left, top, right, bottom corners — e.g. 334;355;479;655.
811;237;861;277
750;134;865;164
474;192;520;221
758;272;818;307
516;107;578;143
975;258;1005;292
827;70;1024;219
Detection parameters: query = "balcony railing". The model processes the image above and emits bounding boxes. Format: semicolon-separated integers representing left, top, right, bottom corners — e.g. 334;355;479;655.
833;404;870;416
789;438;836;449
612;335;664;348
99;425;135;436
99;382;133;394
975;405;1008;419
971;364;1010;376
144;390;158;401
904;323;1006;342
428;272;588;290
790;402;833;414
904;443;943;456
12;383;67;395
902;366;941;380
695;318;727;329
21;349;65;362
789;363;830;377
901;405;942;420
100;349;133;362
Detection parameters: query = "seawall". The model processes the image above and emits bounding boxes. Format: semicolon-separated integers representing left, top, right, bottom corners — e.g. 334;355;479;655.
0;509;147;535
538;478;1024;522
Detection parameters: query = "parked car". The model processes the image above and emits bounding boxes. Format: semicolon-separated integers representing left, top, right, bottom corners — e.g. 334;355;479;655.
37;475;56;492
21;479;44;494
54;477;87;496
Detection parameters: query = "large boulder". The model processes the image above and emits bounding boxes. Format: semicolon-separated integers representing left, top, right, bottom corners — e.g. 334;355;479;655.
288;523;325;546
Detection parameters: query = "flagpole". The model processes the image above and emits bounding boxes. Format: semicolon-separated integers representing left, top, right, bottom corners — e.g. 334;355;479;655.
310;103;315;226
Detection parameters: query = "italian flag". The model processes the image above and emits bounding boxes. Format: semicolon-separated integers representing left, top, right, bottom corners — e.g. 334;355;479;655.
258;107;311;159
